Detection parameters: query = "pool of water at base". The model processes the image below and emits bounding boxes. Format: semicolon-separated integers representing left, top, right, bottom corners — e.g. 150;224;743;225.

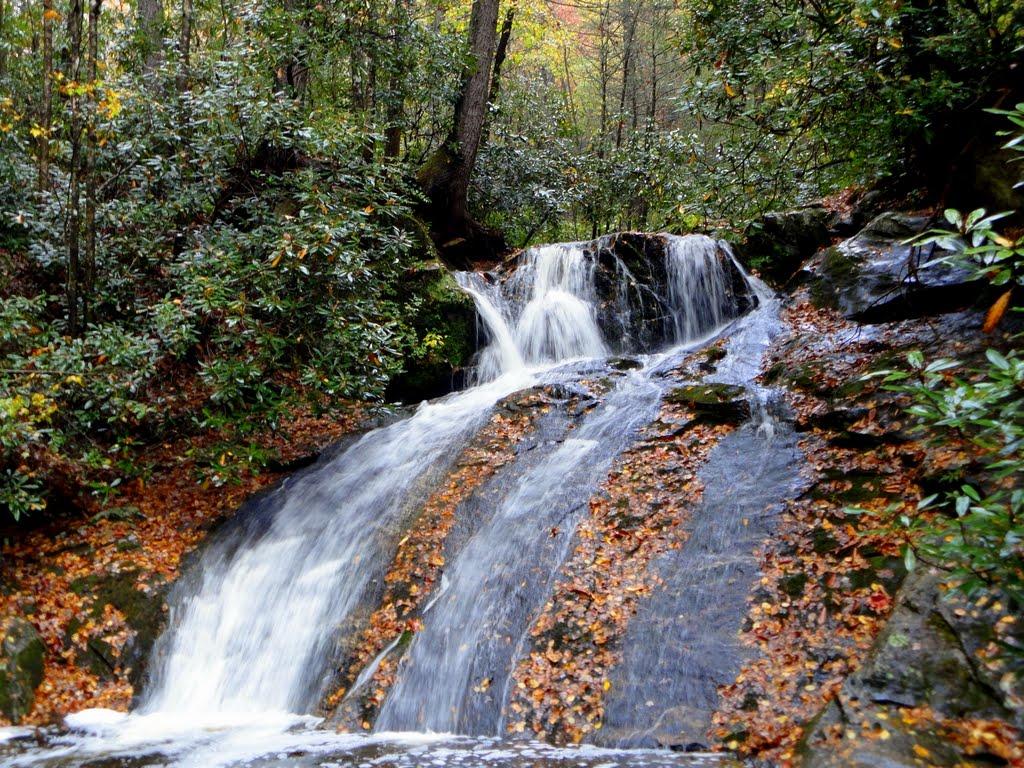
0;711;738;768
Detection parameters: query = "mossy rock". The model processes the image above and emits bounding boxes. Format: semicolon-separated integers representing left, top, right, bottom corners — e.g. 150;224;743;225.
0;616;45;723
738;205;831;287
665;384;750;424
386;262;477;403
804;214;983;323
67;569;168;686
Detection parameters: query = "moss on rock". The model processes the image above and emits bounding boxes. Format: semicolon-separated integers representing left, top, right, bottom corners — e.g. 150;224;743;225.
386;262;477;403
665;384;750;424
0;616;45;723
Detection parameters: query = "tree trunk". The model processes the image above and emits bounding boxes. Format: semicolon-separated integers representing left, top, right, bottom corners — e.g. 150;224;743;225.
383;0;411;159
416;0;503;265
66;0;83;335
0;0;7;79
138;0;163;75
419;0;499;222
479;6;514;147
177;0;191;93
274;0;309;100
615;0;639;150
488;7;514;106
38;0;54;190
83;0;101;325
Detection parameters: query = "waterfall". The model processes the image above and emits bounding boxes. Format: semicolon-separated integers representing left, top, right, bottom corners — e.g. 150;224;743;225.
461;235;751;383
141;372;532;717
664;234;734;343
140;232;755;721
11;231;768;768
370;235;759;734
375;371;663;734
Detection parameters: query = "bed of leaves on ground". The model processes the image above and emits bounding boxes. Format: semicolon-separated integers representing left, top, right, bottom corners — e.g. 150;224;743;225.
324;387;555;728
505;348;735;744
708;298;1021;765
0;404;364;725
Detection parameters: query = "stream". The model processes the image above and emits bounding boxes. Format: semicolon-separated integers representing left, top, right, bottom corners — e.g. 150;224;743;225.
1;234;794;768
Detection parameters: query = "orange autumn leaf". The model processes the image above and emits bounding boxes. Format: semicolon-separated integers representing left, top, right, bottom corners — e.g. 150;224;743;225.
982;289;1012;334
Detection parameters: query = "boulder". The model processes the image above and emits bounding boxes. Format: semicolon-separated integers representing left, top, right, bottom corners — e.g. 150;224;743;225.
590;233;756;351
0;616;44;723
801;569;1022;767
385;262;477;403
803;213;983;323
66;569;168;689
738;205;832;287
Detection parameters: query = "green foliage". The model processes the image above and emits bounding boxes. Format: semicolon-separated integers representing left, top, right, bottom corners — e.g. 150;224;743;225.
874;346;1024;607
859;109;1024;670
916;204;1024;289
0;0;451;521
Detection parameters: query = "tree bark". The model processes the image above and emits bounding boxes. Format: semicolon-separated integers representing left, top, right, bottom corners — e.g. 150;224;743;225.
38;0;54;190
418;0;500;229
83;0;101;325
137;0;164;75
177;0;191;93
479;6;514;148
66;0;83;334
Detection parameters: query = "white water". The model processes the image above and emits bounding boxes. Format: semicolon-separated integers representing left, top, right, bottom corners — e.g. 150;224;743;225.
375;371;663;733
143;370;533;717
372;235;758;734
6;232;759;768
665;235;734;342
458;243;608;381
462;235;749;384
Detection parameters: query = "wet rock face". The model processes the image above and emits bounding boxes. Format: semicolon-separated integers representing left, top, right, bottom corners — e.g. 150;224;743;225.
591;233;756;351
738;206;832;287
802;213;982;323
0;617;45;723
801;569;1022;768
496;232;756;354
66;570;169;692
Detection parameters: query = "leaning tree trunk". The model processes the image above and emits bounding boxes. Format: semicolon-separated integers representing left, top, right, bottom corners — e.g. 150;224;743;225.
416;0;503;266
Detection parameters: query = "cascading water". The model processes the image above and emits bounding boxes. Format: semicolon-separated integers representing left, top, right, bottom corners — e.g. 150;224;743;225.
375;370;663;734
457;243;608;381
664;235;736;342
460;235;752;384
143;371;533;718
4;232;770;768
370;235;762;735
